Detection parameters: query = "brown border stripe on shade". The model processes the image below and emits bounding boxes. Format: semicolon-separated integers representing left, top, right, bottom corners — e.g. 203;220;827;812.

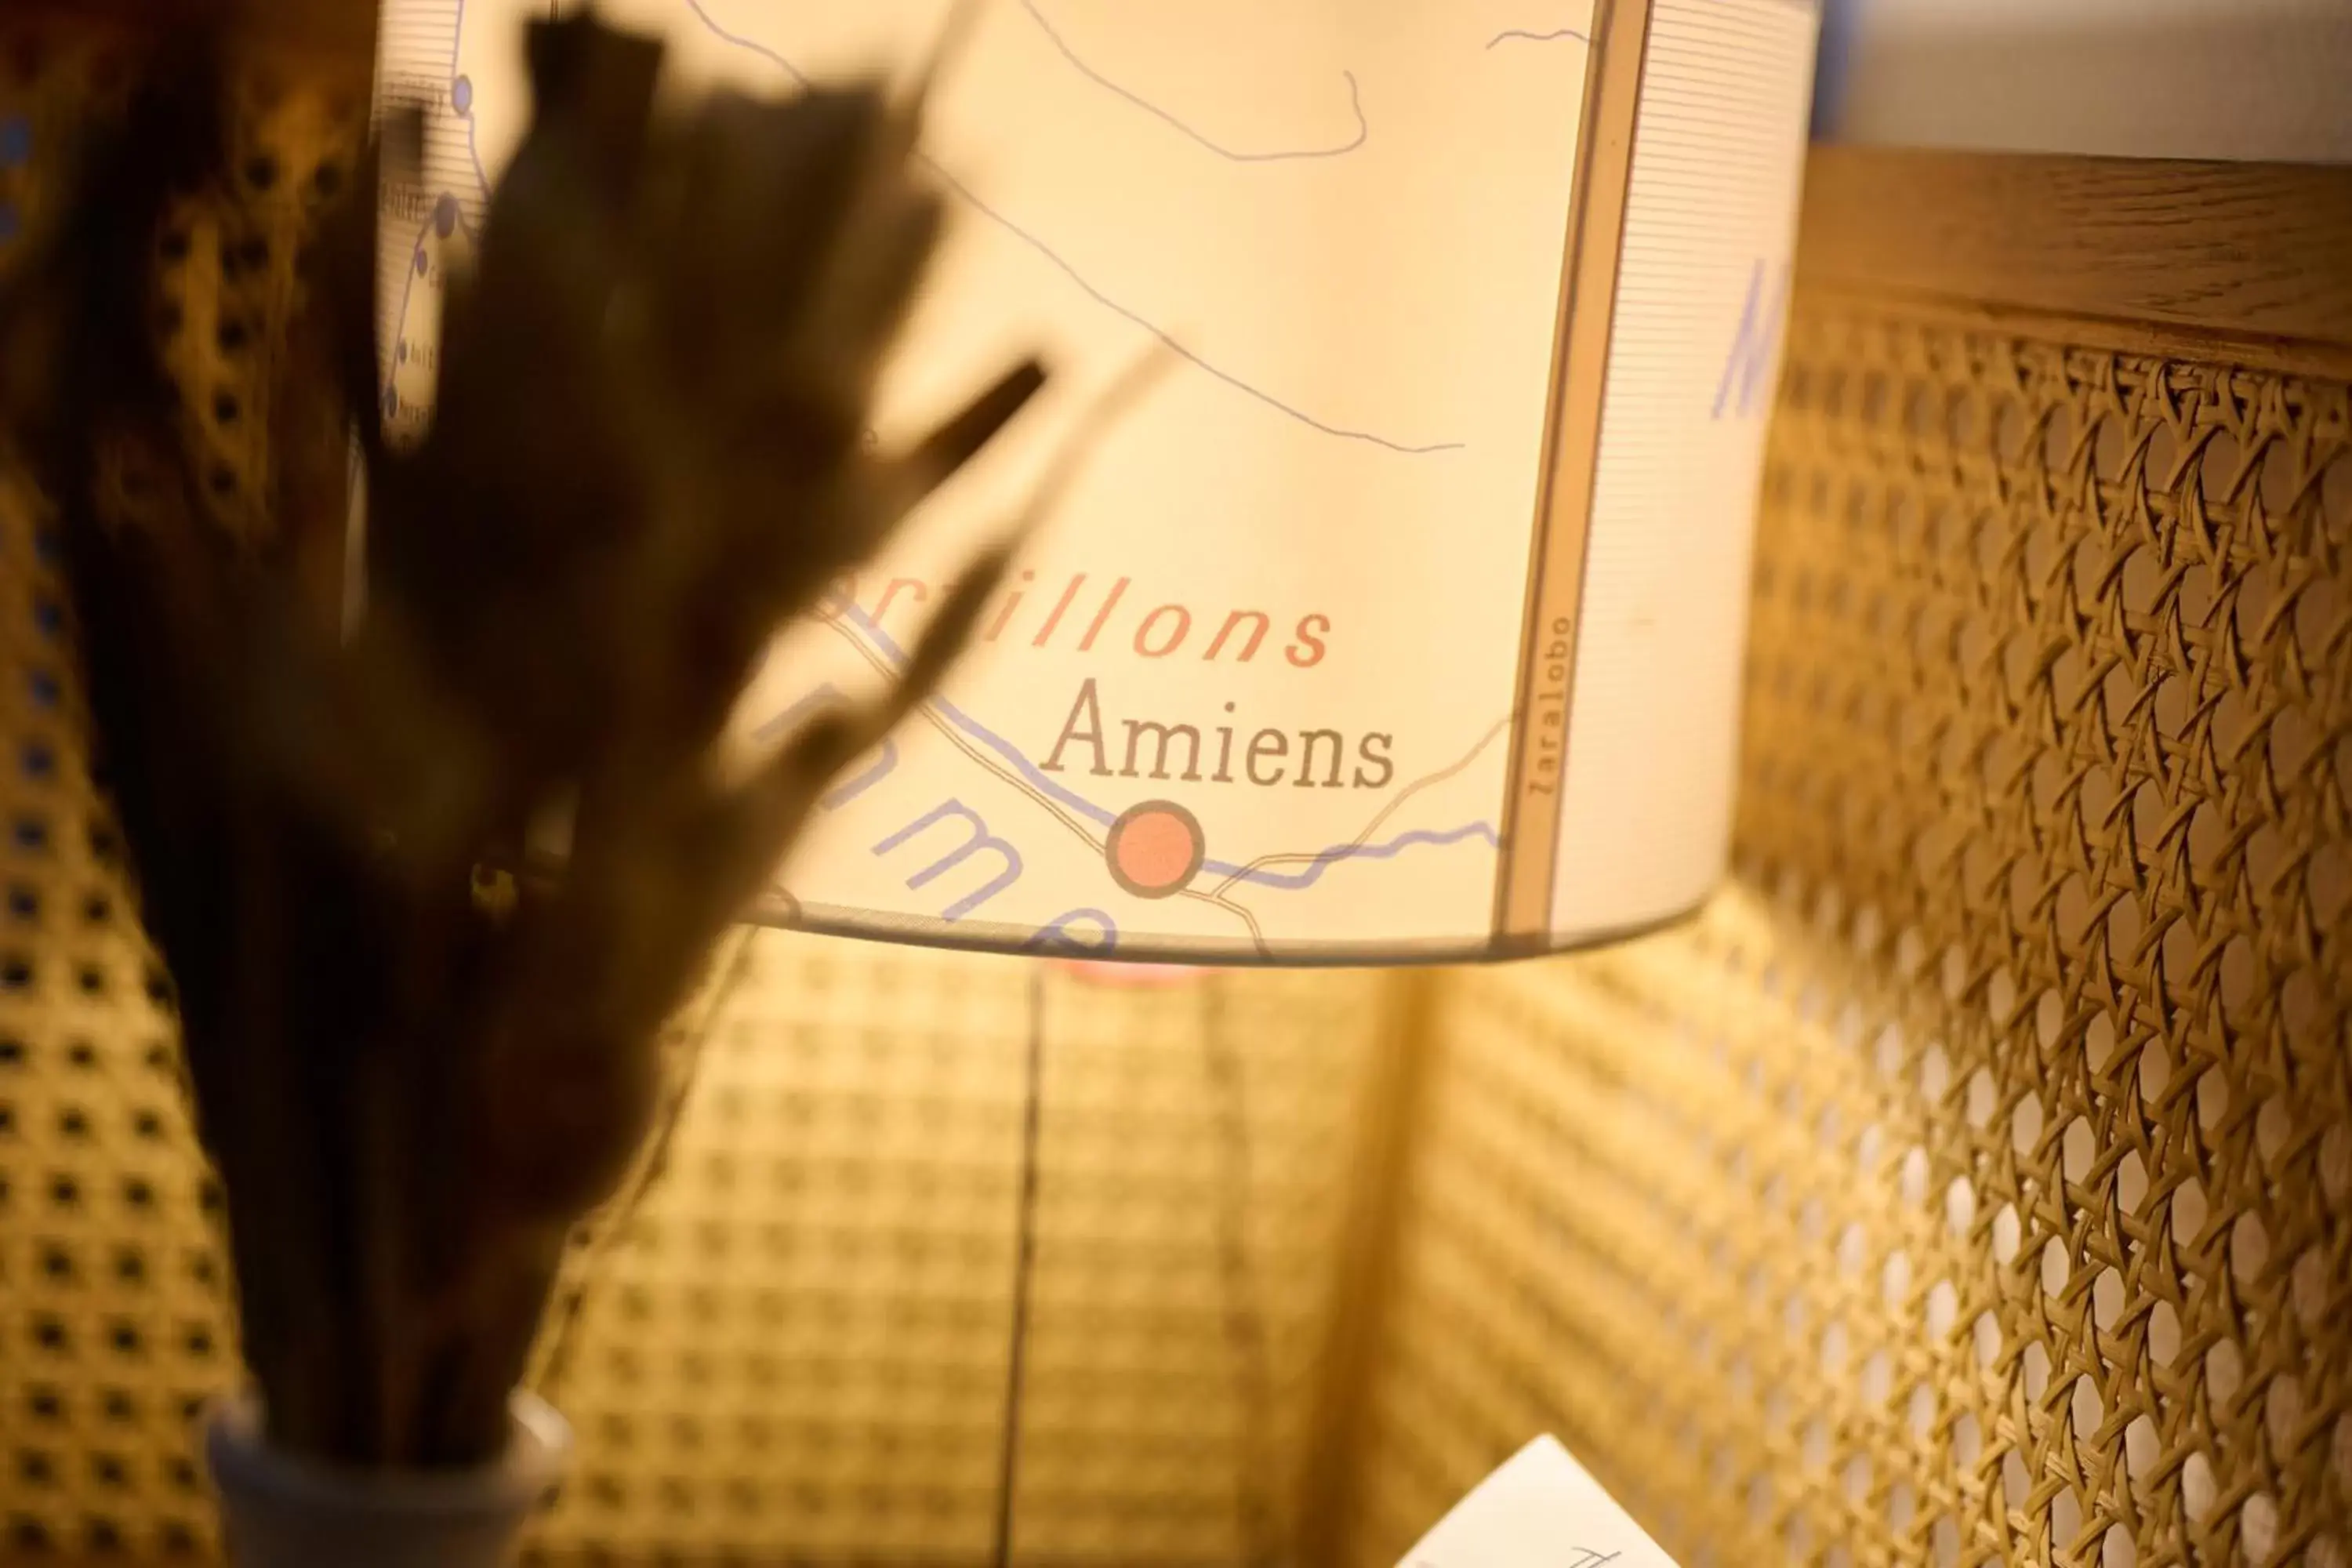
1491;0;1655;944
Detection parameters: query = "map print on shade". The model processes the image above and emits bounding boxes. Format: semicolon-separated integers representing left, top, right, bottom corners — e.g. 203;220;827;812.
373;0;1820;963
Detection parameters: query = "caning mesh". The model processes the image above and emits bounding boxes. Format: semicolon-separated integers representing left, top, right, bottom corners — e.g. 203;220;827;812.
4;15;2350;1568
0;22;1396;1564
1341;327;2352;1566
513;949;1394;1567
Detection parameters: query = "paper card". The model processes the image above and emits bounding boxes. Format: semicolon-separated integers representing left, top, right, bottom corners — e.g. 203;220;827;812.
1396;1436;1681;1568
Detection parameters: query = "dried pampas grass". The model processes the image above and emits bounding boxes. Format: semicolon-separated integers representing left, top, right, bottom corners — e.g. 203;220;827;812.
1;6;1053;1467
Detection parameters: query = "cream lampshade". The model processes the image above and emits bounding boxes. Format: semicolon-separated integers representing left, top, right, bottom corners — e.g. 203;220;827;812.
376;0;1821;964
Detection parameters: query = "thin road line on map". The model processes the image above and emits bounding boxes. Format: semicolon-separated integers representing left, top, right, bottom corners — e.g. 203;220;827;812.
1487;27;1591;49
1209;712;1512;897
817;619;1271;954
677;0;1465;456
1017;0;1367;163
826;601;1494;891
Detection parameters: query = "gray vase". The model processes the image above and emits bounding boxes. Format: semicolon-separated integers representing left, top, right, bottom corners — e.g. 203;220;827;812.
203;1391;572;1568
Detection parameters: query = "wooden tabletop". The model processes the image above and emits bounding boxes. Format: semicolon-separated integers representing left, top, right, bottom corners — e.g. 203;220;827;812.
1795;144;2352;378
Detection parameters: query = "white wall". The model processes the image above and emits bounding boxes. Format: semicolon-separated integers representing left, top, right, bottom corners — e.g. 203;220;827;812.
1813;0;2352;162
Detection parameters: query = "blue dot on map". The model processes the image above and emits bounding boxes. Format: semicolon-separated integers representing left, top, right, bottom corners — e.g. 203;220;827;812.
397;340;408;365
414;248;428;276
433;194;459;239
0;115;29;169
452;76;474;116
383;387;400;421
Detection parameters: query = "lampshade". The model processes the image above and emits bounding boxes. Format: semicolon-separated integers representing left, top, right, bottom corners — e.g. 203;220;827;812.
376;0;1820;964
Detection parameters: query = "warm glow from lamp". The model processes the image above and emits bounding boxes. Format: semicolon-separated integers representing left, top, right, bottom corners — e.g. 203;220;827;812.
379;0;1820;964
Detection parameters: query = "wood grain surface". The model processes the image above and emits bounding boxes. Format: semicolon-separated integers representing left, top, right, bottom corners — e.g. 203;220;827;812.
1795;145;2352;376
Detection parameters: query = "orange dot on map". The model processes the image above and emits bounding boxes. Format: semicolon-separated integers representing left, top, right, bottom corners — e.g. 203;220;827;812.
1105;800;1205;901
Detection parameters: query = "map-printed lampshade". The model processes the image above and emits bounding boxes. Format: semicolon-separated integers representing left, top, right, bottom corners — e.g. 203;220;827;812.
376;0;1820;963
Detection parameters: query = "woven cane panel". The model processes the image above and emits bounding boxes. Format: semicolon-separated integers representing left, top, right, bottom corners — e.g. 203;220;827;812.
0;29;1395;1565
0;28;341;1560
0;30;250;1531
519;949;1388;1566
0;451;238;1566
0;895;1389;1565
1344;320;2352;1566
